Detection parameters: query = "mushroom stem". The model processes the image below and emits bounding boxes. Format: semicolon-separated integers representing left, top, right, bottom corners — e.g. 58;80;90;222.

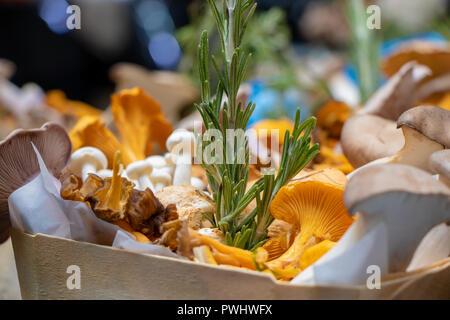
81;163;97;182
106;151;123;210
137;175;154;192
391;126;444;171
155;182;166;191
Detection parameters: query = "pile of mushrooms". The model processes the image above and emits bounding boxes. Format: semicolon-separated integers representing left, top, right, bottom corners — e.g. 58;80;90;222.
346;106;449;178
342;41;450;170
293;163;450;285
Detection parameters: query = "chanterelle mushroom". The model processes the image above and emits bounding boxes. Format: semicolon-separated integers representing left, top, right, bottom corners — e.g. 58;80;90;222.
429;149;450;188
69;147;108;182
348;106;450;176
265;178;354;279
0;122;72;242
341;114;404;168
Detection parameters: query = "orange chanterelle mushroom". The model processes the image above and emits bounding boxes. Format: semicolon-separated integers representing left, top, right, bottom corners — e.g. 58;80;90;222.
69;87;173;167
265;175;354;280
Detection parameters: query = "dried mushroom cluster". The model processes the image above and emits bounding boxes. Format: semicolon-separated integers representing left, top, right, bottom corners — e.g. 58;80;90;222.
61;150;179;242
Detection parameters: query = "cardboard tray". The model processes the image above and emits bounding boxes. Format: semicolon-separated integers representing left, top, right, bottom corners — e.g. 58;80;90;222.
10;229;450;300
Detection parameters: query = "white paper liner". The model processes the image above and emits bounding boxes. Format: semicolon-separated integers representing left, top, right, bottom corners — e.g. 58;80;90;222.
8;144;179;259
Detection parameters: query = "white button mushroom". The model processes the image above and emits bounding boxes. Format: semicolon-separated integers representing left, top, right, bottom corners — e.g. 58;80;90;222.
125;160;154;191
150;169;172;191
166;129;195;185
69;147;108;182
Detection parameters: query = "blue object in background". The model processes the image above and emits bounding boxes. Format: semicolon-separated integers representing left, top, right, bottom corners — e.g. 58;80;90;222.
247;79;310;126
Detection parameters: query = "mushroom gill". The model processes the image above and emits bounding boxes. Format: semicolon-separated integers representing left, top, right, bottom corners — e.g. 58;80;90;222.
265;180;354;280
111;87;173;160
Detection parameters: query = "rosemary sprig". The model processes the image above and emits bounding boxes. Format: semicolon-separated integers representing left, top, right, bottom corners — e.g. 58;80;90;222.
195;0;319;250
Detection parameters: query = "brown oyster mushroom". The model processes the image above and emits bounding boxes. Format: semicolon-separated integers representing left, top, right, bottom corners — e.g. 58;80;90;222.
414;73;450;103
347;106;450;176
0;122;72;242
156;185;215;230
429;149;450;188
360;61;431;121
341;114;404;168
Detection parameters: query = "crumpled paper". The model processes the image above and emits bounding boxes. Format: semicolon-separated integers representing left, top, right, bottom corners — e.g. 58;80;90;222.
8;144;179;259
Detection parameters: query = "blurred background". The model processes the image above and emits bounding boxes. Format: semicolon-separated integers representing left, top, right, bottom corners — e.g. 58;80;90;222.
0;0;449;299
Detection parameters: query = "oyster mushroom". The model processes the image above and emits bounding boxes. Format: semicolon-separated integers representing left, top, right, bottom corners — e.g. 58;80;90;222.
428;149;450;188
265;179;354;279
360;61;431;121
344;164;450;272
69;147;108;182
341;114;404;168
347;106;450;176
0;123;72;242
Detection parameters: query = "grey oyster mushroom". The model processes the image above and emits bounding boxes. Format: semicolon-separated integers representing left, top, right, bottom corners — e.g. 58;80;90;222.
0;123;72;242
343;164;450;273
347;106;450;178
428;149;450;188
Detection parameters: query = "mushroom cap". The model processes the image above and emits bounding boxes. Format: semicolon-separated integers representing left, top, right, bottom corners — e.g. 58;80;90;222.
343;163;450;272
361;61;431;121
429;149;450;181
146;155;166;168
341;114;404;168
0;122;72;242
125;160;153;180
96;169;113;179
382;41;450;79
166;129;195;155
150;169;171;184
397;105;450;148
270;180;354;236
69;146;108;177
111;87;173;159
344;164;450;214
